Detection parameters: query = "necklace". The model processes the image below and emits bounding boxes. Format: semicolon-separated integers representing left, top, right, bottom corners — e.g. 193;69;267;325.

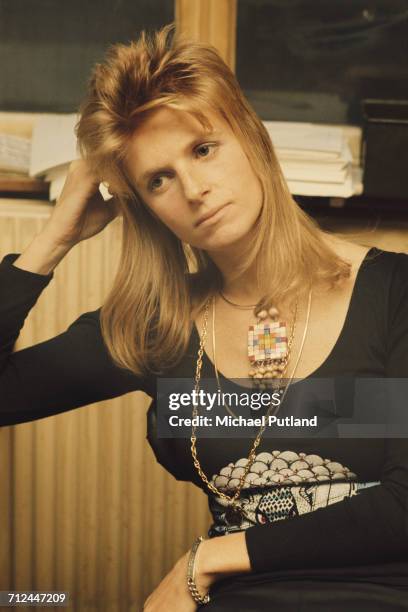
219;291;257;309
220;291;300;385
191;288;312;527
212;295;298;418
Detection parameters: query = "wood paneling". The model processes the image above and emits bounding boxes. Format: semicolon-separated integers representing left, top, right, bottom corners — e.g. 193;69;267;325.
176;0;237;69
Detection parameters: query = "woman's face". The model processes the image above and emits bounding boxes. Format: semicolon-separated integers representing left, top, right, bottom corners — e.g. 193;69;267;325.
124;106;263;252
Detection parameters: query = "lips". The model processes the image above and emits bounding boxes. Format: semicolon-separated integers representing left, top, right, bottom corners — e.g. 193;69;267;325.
195;203;230;227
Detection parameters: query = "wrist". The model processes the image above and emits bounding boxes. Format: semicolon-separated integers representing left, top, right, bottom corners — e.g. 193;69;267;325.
196;532;252;577
39;223;78;250
182;539;213;607
194;539;221;588
14;230;73;276
195;539;216;580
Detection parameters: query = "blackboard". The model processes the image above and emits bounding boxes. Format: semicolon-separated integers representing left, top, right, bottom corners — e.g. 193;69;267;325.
0;0;174;112
236;0;408;125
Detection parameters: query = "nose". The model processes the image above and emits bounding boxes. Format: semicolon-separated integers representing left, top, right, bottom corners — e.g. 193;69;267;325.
178;167;210;203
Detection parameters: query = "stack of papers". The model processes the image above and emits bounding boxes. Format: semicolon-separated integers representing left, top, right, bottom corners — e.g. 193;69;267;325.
29;113;110;201
0;133;31;174
264;121;363;198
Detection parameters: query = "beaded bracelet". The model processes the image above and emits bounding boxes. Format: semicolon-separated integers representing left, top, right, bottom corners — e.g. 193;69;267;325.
186;536;211;605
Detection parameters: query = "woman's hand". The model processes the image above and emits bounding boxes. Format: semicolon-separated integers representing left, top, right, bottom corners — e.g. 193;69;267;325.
143;530;252;610
43;159;121;248
143;550;217;611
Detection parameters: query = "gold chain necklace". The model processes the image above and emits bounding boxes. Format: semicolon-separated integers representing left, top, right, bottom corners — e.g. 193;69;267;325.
212;296;298;419
191;289;312;527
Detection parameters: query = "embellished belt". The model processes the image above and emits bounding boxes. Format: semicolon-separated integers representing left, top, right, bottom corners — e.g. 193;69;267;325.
207;480;381;538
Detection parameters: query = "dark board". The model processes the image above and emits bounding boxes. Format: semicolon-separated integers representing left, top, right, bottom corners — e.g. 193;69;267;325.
0;0;174;112
236;0;408;125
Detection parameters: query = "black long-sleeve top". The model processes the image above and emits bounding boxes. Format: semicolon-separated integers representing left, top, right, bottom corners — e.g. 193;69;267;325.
1;247;407;601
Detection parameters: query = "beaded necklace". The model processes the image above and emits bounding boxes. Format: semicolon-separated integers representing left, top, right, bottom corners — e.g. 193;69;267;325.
219;291;298;385
213;295;298;418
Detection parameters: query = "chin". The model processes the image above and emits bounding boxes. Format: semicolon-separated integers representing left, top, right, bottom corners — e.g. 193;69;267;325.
192;226;252;252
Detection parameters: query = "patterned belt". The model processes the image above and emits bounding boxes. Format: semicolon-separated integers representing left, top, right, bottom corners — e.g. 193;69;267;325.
207;480;381;538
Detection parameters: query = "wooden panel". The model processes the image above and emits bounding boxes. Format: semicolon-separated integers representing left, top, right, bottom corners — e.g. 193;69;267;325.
0;174;49;195
176;0;237;70
0;199;211;610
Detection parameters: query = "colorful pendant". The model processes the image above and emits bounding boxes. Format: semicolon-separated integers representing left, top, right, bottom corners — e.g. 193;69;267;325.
248;306;288;384
248;320;288;362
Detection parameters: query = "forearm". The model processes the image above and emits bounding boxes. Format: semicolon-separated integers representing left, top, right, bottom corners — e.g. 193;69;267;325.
13;229;73;276
198;531;252;581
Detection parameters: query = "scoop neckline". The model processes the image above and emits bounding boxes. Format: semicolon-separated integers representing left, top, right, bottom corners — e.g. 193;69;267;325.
192;246;380;391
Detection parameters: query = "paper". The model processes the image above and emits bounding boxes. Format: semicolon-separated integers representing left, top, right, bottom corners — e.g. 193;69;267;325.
30;114;79;177
280;162;347;183
0;133;31;174
263;121;362;197
287;167;363;198
264;121;344;156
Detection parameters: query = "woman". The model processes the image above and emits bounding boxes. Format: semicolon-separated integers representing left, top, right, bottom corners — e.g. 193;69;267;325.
1;25;407;611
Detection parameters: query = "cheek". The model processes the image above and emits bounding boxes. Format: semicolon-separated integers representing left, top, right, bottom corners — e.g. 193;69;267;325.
234;157;263;208
145;196;191;238
244;163;263;205
227;148;259;189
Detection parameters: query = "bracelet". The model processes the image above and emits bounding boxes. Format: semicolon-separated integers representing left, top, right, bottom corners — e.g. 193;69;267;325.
187;536;211;605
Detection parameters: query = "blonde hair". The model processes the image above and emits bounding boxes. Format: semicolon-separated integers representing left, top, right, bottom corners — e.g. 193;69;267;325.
76;24;351;378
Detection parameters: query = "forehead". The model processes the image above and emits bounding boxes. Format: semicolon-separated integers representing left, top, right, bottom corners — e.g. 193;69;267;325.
124;106;229;180
134;107;227;139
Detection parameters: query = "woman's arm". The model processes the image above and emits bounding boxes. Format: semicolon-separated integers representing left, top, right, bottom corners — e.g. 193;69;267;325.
11;225;73;276
0;159;147;425
0;251;151;426
196;251;408;579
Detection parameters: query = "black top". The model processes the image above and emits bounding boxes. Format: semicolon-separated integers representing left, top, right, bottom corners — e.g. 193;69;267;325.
1;247;408;601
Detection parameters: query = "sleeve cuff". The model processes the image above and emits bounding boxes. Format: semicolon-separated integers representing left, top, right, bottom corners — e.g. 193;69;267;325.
0;253;54;293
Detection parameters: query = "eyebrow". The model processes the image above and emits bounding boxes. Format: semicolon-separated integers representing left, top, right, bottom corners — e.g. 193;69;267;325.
137;130;218;186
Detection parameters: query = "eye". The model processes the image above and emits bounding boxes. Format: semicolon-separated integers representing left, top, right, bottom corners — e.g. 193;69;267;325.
148;142;218;192
148;174;169;192
194;142;217;158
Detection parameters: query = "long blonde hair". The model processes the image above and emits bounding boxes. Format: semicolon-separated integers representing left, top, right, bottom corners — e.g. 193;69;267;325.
75;24;351;378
